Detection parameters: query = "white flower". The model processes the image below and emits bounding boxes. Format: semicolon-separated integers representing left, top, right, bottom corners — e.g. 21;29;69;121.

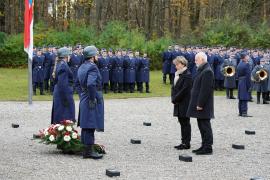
49;135;55;142
53;124;60;129
44;128;49;136
66;126;72;132
63;135;71;142
71;133;78;139
58;125;64;131
44;131;49;136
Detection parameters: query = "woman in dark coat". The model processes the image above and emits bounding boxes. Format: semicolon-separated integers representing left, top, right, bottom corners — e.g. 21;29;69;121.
171;56;193;150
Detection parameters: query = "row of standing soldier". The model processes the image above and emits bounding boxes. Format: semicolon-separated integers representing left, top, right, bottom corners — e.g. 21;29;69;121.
162;45;270;104
32;46;150;95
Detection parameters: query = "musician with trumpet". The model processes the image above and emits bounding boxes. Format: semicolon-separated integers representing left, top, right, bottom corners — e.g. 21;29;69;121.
221;53;237;99
251;57;269;104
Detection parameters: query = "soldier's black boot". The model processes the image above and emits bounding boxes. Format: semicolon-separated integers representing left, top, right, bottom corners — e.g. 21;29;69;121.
33;84;37;95
146;83;150;93
40;83;44;95
263;93;269;104
226;89;230;99
83;145;103;159
163;74;166;84
229;89;236;99
257;92;261;104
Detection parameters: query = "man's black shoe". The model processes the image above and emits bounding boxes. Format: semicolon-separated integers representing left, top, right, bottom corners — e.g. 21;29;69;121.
195;147;213;155
229;96;236;99
192;146;203;153
174;144;190;150
263;101;269;104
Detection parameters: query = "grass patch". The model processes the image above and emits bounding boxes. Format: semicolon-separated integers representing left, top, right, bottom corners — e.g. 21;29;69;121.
0;68;227;101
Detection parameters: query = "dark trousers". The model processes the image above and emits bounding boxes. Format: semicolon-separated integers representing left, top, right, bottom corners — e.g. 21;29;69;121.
110;81;114;91
103;83;109;93
128;83;135;93
143;82;150;92
257;92;268;103
178;117;191;145
197;118;213;147
169;74;174;85
238;100;248;115
81;128;95;145
50;80;55;93
226;88;234;98
215;80;224;90
114;83;123;93
136;82;143;92
163;74;169;84
44;79;49;91
33;82;44;95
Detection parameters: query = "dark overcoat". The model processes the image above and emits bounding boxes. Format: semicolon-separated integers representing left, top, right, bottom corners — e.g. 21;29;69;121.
32;55;45;83
221;58;237;89
171;69;192;118
76;61;104;131
252;65;269;92
112;56;124;83
124;56;136;83
162;51;172;74
139;57;150;83
98;56;110;83
186;63;215;119
51;60;75;124
237;61;251;101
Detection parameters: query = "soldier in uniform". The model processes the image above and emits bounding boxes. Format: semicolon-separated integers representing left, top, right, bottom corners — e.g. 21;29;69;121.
122;49;130;92
76;46;104;159
221;54;237;99
124;51;136;93
140;53;151;93
112;50;124;93
237;53;252;117
98;49;110;94
108;49;115;92
51;47;75;124
135;51;143;92
214;51;224;91
252;58;269;104
162;46;172;84
68;46;83;93
32;48;45;95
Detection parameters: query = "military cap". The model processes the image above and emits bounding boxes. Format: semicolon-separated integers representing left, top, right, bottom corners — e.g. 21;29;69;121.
83;45;98;58
240;52;248;59
57;47;71;58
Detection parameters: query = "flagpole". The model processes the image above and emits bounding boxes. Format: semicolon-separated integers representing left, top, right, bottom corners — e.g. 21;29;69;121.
28;56;33;105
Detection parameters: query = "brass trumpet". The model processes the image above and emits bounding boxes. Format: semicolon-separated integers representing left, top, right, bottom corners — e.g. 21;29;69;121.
223;66;235;77
251;69;268;82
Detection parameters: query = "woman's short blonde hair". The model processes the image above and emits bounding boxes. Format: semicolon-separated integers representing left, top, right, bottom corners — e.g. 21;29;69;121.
173;56;188;67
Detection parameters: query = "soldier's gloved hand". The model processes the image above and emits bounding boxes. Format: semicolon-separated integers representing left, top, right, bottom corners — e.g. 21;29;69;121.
89;99;97;109
62;98;69;107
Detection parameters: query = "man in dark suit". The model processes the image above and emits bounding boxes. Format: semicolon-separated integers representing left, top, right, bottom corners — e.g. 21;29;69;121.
187;52;215;155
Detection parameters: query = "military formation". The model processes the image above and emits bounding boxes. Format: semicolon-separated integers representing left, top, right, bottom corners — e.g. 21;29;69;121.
31;45;151;95
162;45;270;107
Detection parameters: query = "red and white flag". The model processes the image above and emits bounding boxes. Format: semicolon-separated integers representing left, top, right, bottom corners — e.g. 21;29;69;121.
24;0;34;60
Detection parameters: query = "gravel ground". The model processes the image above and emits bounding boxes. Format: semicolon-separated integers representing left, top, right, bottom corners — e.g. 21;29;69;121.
0;96;269;180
